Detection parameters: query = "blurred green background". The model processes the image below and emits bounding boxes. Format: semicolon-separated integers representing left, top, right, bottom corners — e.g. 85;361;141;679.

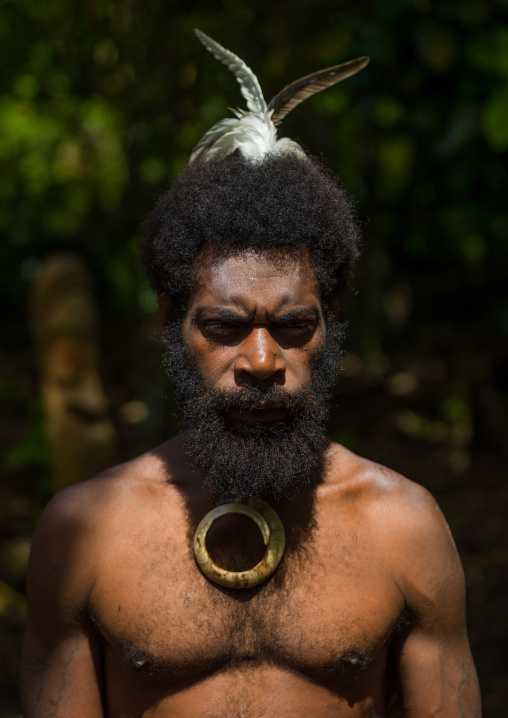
1;0;507;714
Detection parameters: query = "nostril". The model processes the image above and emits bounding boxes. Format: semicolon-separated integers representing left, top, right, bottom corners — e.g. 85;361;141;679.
235;367;286;390
243;365;282;381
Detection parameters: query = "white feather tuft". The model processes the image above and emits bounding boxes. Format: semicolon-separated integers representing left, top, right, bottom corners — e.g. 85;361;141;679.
190;115;278;163
191;30;291;163
190;30;368;164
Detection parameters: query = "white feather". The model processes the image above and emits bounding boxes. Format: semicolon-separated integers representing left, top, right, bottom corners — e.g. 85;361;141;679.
190;115;274;163
191;30;306;164
194;30;266;117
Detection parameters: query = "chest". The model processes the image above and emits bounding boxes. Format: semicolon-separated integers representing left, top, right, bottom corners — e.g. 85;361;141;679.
91;510;404;680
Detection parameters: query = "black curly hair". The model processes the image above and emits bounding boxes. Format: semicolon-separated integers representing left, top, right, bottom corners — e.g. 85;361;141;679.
141;152;360;310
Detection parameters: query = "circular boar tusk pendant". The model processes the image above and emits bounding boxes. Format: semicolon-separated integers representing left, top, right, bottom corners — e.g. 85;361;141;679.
193;500;285;588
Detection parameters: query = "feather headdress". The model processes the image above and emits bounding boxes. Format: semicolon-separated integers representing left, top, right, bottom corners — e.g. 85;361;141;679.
190;29;369;164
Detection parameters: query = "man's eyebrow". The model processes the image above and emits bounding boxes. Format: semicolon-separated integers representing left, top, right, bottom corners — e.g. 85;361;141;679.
193;306;321;323
194;307;252;322
272;307;320;322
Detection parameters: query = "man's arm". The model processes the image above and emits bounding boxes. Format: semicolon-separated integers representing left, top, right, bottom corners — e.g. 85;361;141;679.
386;481;481;717
20;485;105;717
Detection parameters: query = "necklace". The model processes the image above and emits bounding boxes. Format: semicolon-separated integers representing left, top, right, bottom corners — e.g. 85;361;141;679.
193;499;285;588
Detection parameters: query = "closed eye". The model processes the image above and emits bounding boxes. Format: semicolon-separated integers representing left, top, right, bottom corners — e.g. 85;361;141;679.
201;322;245;342
205;322;238;330
283;322;314;329
271;322;317;348
275;321;316;334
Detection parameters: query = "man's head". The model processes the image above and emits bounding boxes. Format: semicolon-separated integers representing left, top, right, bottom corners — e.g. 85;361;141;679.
141;152;360;499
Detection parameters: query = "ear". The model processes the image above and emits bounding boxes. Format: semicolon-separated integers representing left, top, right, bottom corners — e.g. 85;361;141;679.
328;297;339;318
158;295;177;328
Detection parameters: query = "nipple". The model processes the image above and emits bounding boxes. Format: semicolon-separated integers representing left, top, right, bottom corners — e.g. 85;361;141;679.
341;649;368;671
129;652;150;671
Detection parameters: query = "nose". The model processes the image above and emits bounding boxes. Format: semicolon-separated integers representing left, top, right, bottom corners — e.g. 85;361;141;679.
234;328;285;386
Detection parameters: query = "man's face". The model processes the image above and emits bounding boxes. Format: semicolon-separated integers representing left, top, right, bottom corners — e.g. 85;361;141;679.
161;248;342;500
181;249;326;420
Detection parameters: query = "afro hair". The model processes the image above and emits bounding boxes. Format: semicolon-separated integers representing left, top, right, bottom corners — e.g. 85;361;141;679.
141;152;360;309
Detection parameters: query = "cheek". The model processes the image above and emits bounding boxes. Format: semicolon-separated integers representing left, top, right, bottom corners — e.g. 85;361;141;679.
293;334;326;379
286;351;315;383
184;332;234;385
280;335;325;386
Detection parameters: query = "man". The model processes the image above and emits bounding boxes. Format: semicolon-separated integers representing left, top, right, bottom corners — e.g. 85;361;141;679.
21;32;481;717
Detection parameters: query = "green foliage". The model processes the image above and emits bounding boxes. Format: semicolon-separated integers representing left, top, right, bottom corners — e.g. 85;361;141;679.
482;86;508;150
1;1;505;313
0;4;507;712
1;0;506;449
0;0;505;493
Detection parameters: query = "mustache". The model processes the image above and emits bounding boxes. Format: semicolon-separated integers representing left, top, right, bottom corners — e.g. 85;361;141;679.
199;385;306;414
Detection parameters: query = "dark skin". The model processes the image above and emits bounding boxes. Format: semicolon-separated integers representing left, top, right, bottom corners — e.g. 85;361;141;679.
21;250;481;717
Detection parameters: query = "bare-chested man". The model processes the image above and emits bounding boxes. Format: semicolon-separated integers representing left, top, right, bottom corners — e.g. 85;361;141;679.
21;32;481;718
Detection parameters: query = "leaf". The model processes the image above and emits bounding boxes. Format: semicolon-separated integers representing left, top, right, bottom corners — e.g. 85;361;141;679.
482;87;508;152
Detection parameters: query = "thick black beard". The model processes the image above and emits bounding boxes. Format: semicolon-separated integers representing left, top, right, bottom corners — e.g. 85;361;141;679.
162;316;343;501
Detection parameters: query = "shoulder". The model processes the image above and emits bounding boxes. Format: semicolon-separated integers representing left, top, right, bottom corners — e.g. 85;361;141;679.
35;435;183;535
325;443;465;614
34;452;155;538
30;440;181;592
325;441;452;531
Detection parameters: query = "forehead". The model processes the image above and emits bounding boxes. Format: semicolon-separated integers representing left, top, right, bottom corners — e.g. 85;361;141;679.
189;249;321;312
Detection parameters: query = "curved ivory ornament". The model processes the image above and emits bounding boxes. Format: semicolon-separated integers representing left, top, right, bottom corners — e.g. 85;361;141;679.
193;500;285;588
